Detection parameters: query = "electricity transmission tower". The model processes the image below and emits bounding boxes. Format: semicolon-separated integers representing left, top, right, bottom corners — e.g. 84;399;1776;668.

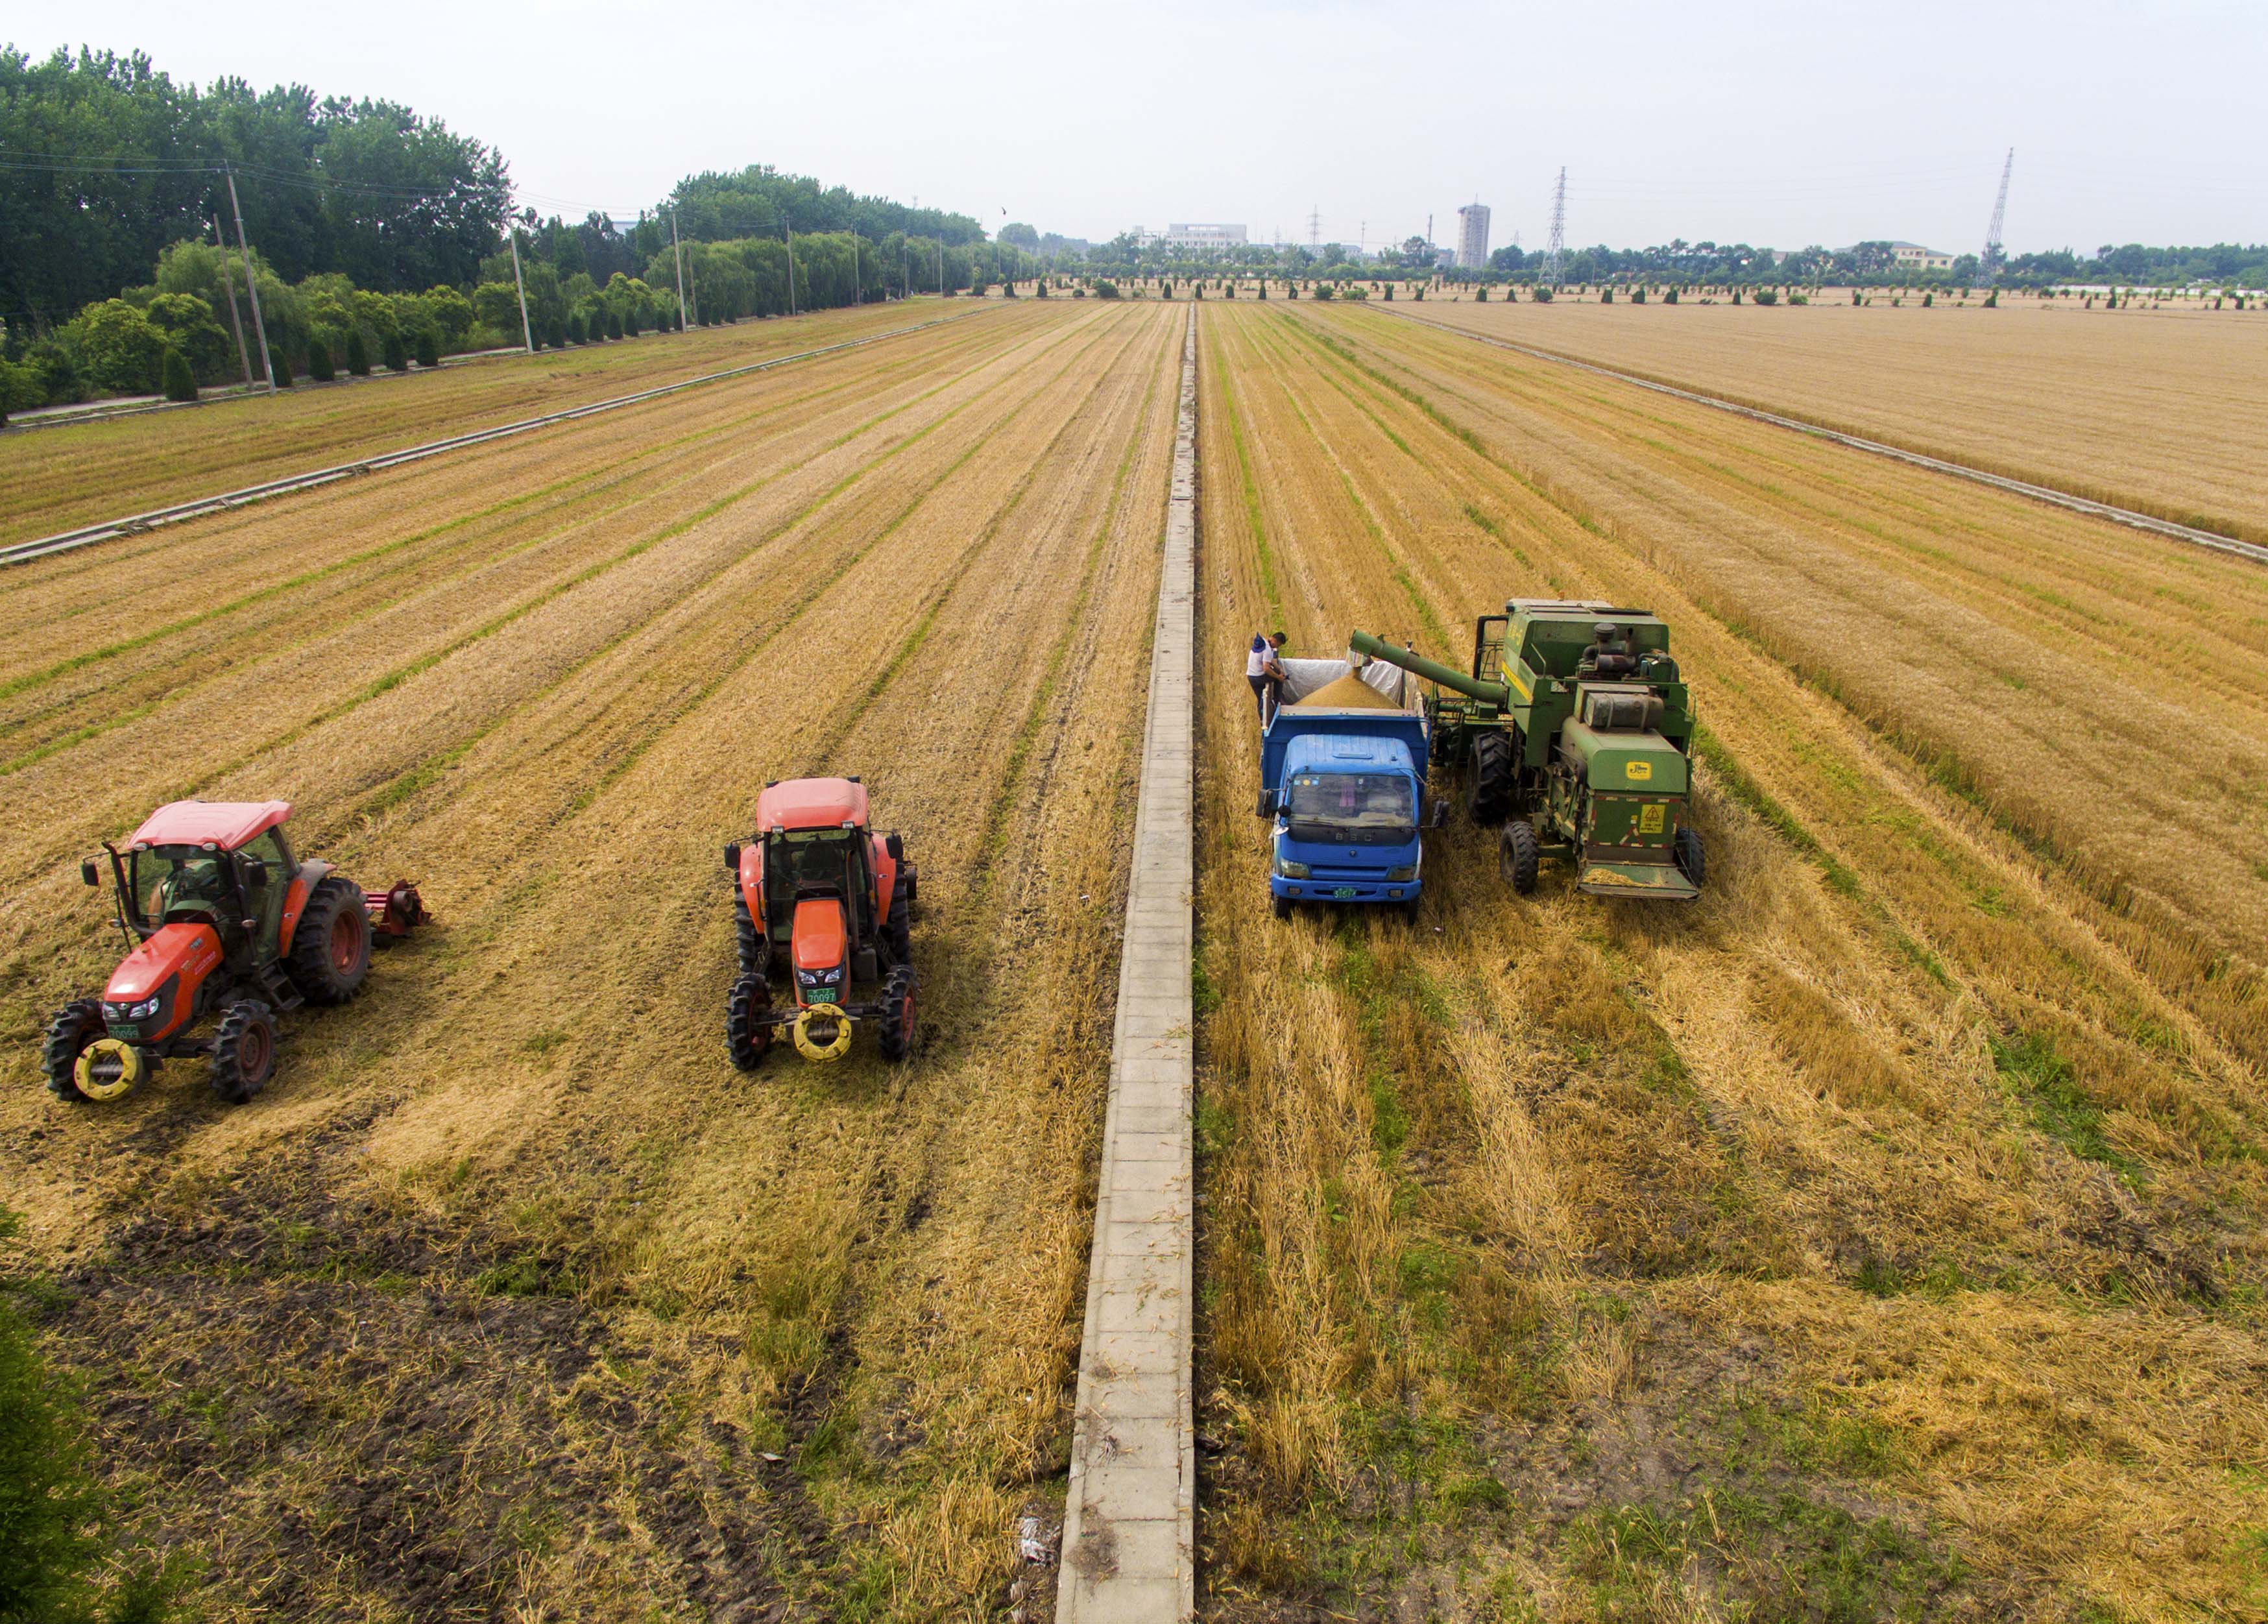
1542;168;1567;285
1974;148;2014;290
1308;206;1321;250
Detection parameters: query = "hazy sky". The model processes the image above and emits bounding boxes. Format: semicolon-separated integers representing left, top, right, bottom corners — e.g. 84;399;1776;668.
33;0;2267;254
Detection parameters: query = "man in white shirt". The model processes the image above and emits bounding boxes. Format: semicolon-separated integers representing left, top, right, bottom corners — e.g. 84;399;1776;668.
1246;632;1288;719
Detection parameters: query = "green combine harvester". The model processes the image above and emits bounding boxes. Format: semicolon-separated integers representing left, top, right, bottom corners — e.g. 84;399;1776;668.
1351;600;1704;900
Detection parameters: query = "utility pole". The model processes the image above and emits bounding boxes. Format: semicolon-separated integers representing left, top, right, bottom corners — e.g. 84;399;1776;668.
785;223;798;315
1975;148;2014;291
1543;167;1567;285
211;215;253;390
851;233;862;306
223;164;276;393
670;208;690;330
507;226;535;351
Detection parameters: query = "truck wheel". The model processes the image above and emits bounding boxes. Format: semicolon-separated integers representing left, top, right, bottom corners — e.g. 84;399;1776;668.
1674;825;1706;888
287;876;370;1004
727;974;773;1071
1272;895;1292;921
42;1000;106;1102
734;897;767;978
878;964;917;1063
1500;820;1541;894
1401;896;1423;925
1471;733;1514;825
211;1000;278;1104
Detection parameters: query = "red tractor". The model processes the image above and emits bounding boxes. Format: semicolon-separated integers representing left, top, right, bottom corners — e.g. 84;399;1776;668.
43;801;426;1105
725;777;917;1066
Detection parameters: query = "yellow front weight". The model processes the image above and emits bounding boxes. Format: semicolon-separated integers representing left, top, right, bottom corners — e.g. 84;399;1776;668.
791;1005;855;1062
74;1038;147;1102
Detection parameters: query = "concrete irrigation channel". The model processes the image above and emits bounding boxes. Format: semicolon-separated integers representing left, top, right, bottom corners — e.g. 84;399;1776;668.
1369;301;2268;567
1057;302;1199;1622
0;304;1004;567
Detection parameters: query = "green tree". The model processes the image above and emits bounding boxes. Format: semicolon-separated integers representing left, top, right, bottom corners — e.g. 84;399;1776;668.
413;327;441;367
344;327;370;375
307;339;333;381
158;345;196;399
381;329;409;370
68;300;169;394
267;340;291;386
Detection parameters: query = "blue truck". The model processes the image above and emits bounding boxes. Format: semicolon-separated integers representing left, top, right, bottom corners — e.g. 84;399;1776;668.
1255;654;1434;919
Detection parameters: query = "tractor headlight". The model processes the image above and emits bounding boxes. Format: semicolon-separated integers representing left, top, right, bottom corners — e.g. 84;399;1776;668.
1276;859;1310;879
796;965;845;987
103;996;162;1022
1386;866;1418;883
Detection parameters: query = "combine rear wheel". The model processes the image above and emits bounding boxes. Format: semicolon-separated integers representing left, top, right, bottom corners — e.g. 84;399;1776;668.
1470;733;1514;825
211;1000;278;1104
1674;825;1706;889
42;1000;106;1103
1500;820;1540;895
878;965;917;1063
288;876;370;1004
727;974;773;1071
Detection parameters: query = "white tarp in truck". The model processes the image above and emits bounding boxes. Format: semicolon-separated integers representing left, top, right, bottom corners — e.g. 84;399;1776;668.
1263;652;1410;725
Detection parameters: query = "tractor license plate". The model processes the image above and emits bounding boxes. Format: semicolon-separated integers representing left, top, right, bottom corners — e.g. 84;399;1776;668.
1333;886;1358;899
808;988;838;1004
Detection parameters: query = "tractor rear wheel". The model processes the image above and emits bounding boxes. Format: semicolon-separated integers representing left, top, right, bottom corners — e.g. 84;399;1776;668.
1500;819;1541;894
211;1000;278;1104
886;887;912;965
734;897;767;977
42;1000;106;1103
878;964;917;1063
1470;733;1514;825
727;974;773;1071
1674;825;1706;889
287;876;370;1004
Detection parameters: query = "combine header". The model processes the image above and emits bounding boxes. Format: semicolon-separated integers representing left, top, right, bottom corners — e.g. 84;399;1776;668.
43;801;427;1104
724;777;918;1067
1353;600;1704;900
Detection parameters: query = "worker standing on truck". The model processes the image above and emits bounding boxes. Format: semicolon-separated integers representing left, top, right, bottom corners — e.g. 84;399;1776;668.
1246;632;1289;719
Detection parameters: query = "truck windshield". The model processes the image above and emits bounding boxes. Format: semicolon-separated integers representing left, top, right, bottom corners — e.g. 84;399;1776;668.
1285;773;1415;845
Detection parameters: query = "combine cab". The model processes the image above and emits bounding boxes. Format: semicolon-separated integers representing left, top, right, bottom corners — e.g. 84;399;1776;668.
43;801;426;1104
1353;600;1704;901
724;777;918;1067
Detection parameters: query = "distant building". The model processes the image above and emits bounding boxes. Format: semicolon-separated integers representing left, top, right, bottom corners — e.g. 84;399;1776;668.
1456;204;1491;269
1888;241;1955;271
1163;223;1248;250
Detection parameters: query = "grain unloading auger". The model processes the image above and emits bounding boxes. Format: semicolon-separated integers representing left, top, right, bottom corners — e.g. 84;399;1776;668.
43;801;428;1104
1351;600;1705;900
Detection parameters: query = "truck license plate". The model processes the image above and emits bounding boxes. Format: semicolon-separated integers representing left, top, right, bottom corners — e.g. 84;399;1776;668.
1333;886;1358;899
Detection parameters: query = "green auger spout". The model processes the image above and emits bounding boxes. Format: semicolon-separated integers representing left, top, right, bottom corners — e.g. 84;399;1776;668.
1350;630;1509;705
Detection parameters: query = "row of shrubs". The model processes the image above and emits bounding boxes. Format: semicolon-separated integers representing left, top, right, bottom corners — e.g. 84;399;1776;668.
1;238;695;424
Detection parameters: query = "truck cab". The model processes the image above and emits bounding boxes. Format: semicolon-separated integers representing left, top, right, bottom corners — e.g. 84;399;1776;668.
1256;655;1431;919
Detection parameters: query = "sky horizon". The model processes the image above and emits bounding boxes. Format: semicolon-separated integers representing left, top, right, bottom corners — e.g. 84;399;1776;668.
22;0;2266;258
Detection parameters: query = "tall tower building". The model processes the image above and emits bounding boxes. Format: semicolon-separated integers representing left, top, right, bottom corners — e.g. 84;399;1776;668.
1456;202;1491;269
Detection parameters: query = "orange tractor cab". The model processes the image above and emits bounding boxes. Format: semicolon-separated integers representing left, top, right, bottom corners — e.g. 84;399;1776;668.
725;777;917;1066
43;801;426;1105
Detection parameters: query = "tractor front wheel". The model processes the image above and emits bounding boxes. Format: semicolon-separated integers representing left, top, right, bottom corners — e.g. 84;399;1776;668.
288;875;370;1004
211;1000;278;1104
1674;825;1706;889
727;974;773;1071
1500;819;1541;895
42;999;106;1103
878;965;917;1063
1470;733;1514;825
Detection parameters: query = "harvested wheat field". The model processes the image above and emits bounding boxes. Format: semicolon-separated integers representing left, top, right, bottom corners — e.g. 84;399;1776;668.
0;294;1187;1621
1401;294;2268;546
1192;298;2268;1620
0;297;990;549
